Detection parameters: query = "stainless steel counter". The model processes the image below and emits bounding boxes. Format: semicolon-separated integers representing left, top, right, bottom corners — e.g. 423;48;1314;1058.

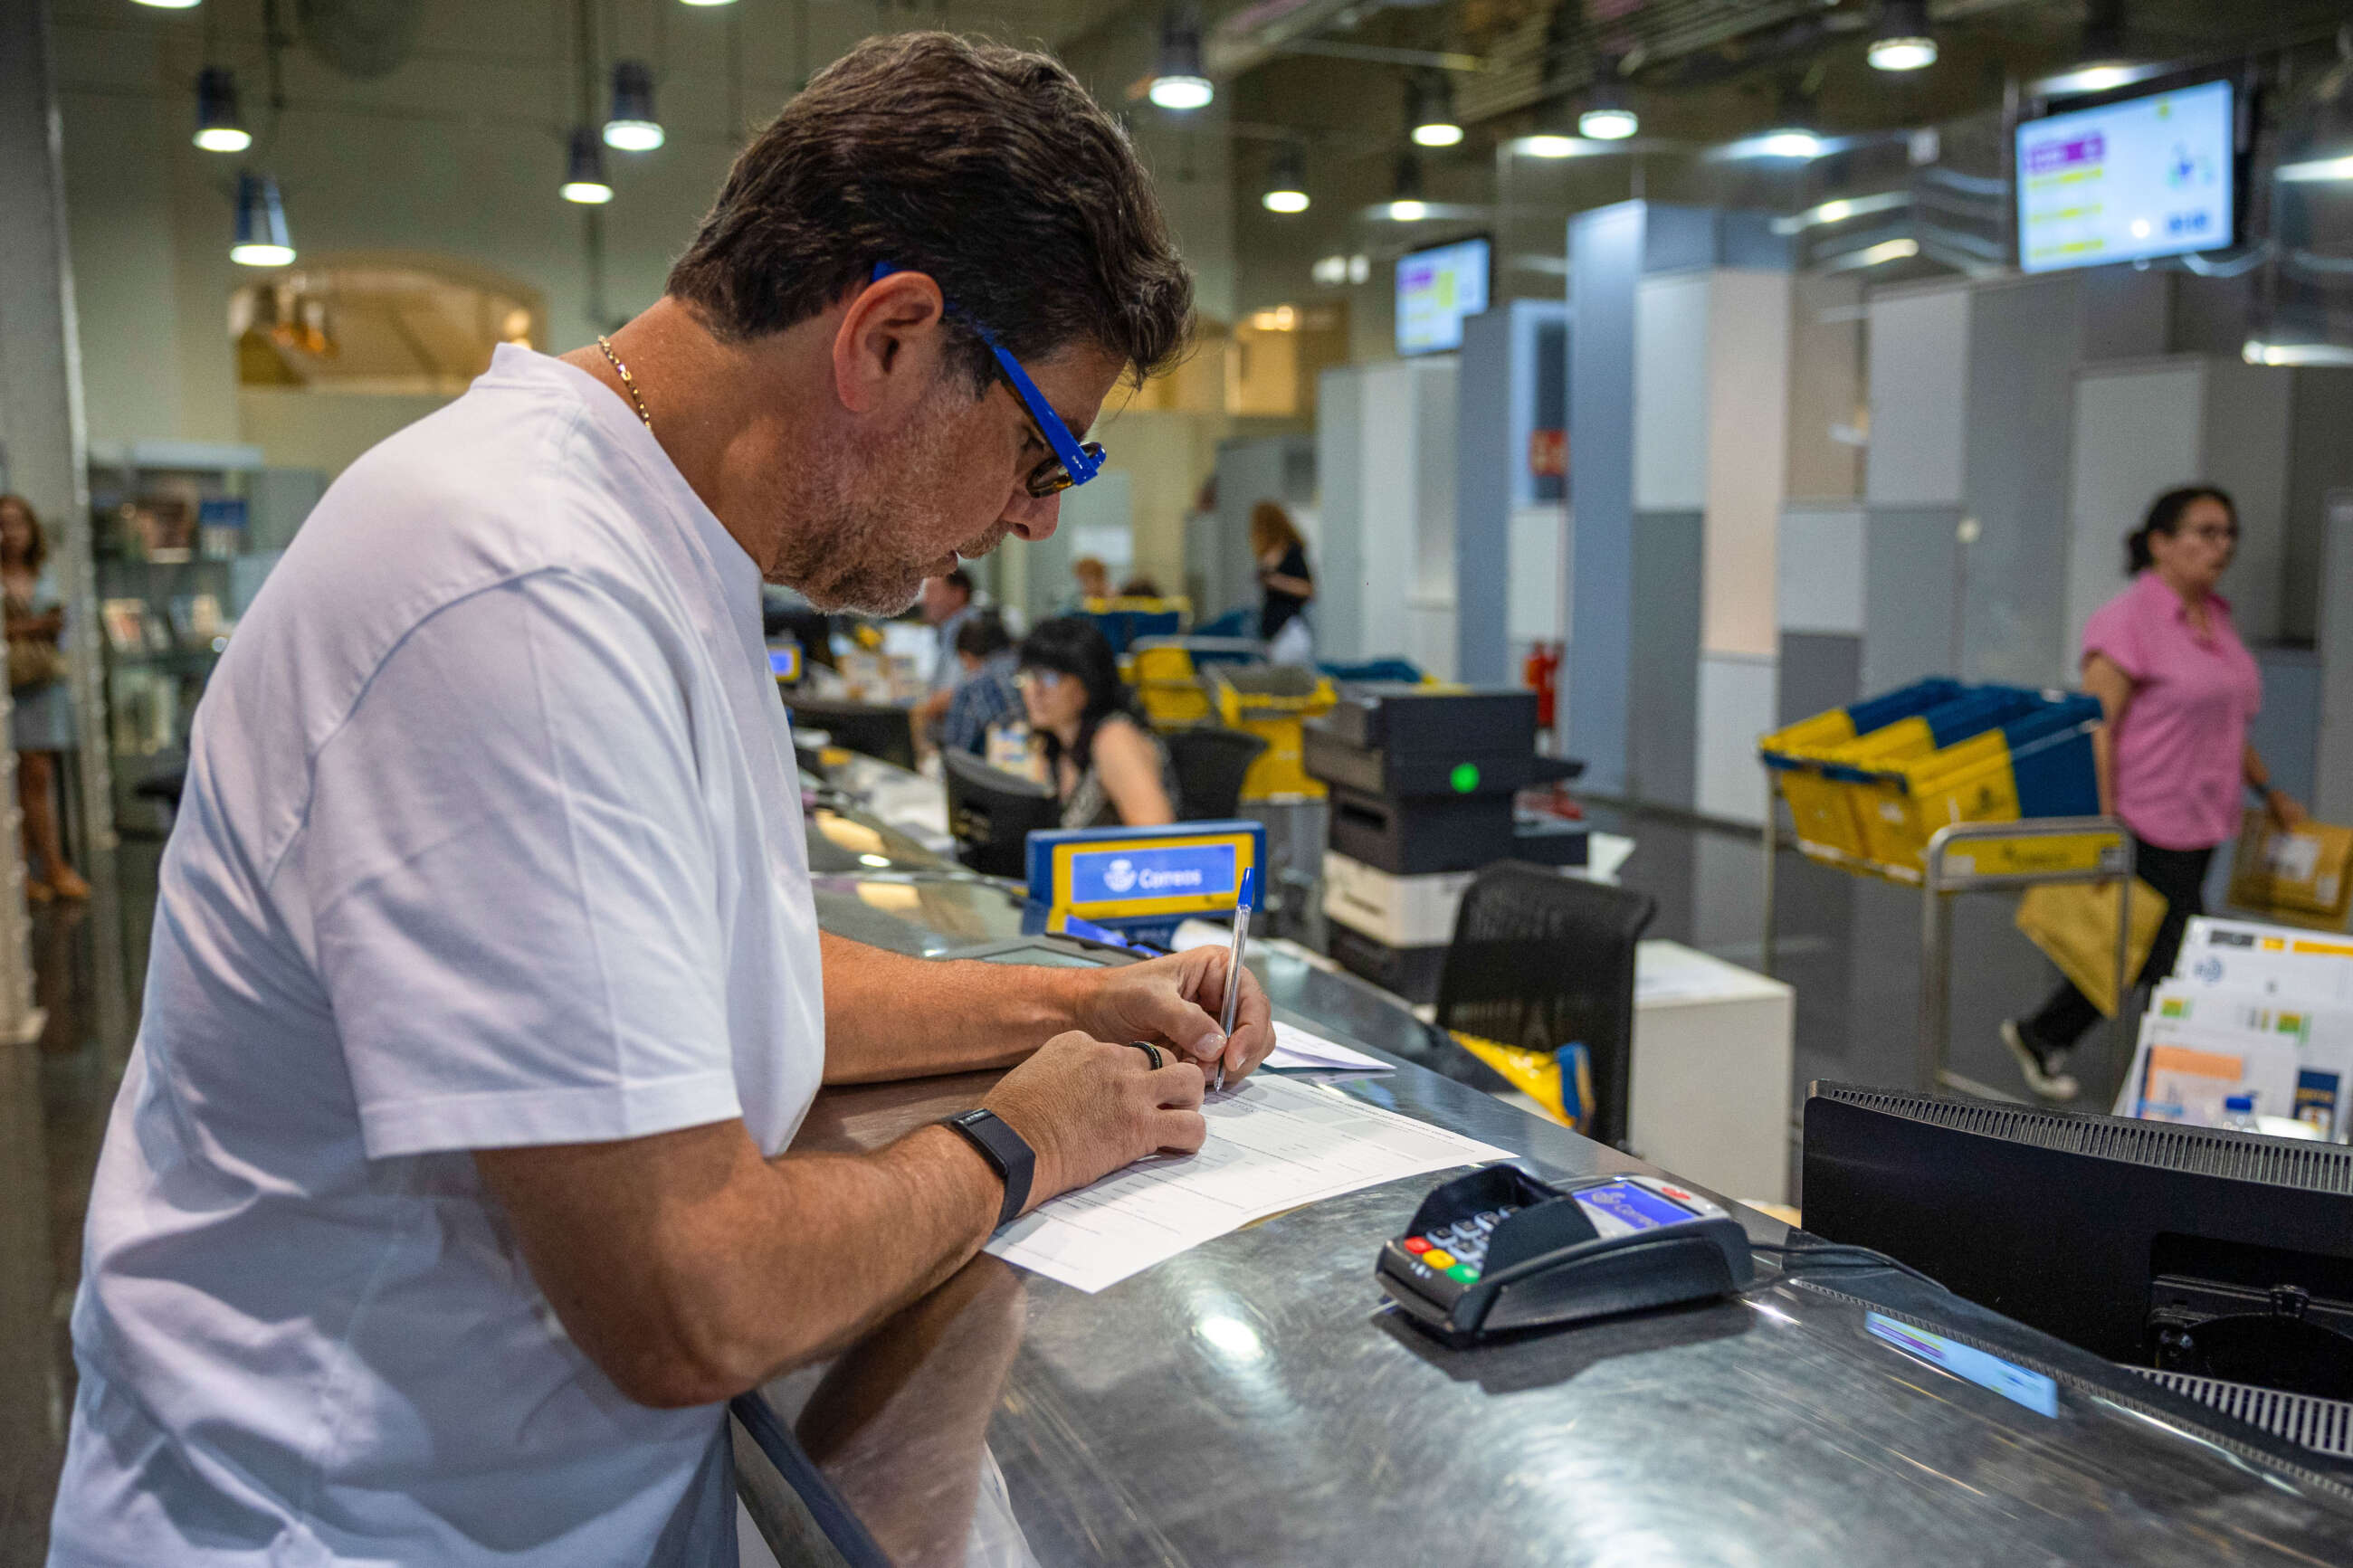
767;771;2353;1564
741;962;2353;1565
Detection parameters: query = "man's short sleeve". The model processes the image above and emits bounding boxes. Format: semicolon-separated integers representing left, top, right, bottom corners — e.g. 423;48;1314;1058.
299;572;740;1159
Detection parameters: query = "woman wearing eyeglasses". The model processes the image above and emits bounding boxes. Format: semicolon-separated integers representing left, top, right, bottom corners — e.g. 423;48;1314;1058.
1016;615;1176;829
2003;485;2304;1102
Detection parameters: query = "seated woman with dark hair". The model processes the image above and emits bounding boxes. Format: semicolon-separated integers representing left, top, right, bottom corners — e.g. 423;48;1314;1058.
1016;615;1176;828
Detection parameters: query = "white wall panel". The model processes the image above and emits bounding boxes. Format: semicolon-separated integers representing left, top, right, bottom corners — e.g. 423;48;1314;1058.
2065;361;2203;662
1633;273;1710;511
1695;651;1778;825
1864;285;1971;507
1777;507;1866;634
1358;363;1419;659
1703;270;1793;656
1507;504;1567;642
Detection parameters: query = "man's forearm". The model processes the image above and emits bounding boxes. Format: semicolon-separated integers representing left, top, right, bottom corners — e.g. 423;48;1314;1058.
820;931;1091;1082
478;1116;1005;1408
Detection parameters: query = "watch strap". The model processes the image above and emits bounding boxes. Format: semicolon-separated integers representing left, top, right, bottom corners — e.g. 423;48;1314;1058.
943;1108;1034;1230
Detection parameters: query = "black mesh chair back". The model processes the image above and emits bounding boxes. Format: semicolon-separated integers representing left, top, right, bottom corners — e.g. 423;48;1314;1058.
1434;862;1656;1147
942;750;1062;879
782;696;916;771
1163;727;1268;821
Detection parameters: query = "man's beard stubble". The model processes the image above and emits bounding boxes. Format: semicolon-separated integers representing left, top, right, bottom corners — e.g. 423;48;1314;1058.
769;384;1011;615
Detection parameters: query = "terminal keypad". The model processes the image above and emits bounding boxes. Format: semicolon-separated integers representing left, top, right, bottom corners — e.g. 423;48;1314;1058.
1400;1205;1520;1283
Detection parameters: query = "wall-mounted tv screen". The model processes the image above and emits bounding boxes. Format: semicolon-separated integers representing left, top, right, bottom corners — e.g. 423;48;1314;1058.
1396;236;1491;356
2015;79;2234;273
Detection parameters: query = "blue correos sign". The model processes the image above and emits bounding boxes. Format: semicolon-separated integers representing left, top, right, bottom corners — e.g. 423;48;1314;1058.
1069;842;1238;906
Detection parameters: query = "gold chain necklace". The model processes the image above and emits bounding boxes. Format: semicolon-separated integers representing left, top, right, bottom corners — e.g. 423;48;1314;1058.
595;335;652;432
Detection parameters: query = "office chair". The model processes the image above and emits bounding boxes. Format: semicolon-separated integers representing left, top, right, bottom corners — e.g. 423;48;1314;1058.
1163;727;1268;822
782;696;916;771
1434;863;1656;1148
942;750;1062;879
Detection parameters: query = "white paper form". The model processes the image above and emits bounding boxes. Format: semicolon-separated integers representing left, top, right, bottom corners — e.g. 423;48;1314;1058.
1265;1020;1389;1072
985;1072;1510;1293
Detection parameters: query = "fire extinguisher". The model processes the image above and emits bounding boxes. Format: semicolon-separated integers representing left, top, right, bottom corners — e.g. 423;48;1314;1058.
1523;641;1561;732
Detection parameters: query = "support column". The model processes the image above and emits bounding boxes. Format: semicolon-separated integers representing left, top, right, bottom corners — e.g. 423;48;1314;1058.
0;0;125;1051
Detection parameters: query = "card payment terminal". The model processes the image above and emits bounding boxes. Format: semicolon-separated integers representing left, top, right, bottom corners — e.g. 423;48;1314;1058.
1377;1165;1753;1345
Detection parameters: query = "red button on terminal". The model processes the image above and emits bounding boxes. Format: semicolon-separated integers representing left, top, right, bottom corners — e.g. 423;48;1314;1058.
1403;1237;1430;1254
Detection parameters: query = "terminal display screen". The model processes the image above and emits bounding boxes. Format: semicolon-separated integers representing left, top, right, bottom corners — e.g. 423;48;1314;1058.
2015;80;2234;273
1570;1180;1695;1239
1396;236;1491;356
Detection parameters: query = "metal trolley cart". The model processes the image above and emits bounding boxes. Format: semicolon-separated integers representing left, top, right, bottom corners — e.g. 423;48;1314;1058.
1757;681;2133;1098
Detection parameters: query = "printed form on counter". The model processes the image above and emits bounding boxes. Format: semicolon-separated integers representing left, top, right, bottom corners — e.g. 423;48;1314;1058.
986;1070;1509;1293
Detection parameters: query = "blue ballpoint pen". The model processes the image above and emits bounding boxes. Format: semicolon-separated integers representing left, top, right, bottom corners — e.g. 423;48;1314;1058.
1215;869;1255;1092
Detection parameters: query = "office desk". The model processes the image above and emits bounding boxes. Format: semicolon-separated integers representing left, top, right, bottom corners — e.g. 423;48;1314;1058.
739;939;2353;1566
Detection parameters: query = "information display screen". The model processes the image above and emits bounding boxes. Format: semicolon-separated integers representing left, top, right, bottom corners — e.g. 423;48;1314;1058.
2015;80;2234;273
1396;236;1491;356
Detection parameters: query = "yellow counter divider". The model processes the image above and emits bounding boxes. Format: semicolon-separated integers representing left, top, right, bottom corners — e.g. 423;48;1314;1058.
1205;664;1336;800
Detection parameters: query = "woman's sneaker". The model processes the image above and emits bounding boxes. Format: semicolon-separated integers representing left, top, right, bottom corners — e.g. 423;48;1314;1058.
2001;1020;2080;1101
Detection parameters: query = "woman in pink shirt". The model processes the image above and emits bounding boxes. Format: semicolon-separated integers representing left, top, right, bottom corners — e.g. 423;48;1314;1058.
2003;486;2306;1100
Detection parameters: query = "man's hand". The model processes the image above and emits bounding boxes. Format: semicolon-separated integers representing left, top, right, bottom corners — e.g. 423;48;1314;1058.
983;1032;1206;1207
1072;946;1276;1087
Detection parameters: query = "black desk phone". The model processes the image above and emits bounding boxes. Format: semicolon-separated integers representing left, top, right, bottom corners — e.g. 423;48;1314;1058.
1377;1165;1754;1345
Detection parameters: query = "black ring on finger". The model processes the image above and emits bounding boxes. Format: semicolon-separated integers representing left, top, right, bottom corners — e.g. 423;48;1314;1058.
1124;1040;1164;1069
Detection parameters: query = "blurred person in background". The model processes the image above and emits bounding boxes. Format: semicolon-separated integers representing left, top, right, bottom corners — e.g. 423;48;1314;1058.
1118;573;1163;598
2;495;88;901
1251;500;1314;666
1017;615;1175;828
914;566;977;739
938;607;1022;757
2003;485;2304;1102
1069;554;1110;607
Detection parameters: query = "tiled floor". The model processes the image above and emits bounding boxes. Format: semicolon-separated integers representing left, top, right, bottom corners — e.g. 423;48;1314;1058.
0;812;2101;1564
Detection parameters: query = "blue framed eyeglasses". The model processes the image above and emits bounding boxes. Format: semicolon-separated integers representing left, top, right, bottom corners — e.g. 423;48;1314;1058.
871;262;1107;498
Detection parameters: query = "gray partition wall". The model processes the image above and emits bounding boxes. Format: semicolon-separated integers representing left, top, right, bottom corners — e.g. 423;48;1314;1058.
1567;202;1791;812
1457;299;1568;685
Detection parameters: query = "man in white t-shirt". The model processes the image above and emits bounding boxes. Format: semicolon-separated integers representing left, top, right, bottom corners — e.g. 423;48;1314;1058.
50;33;1265;1567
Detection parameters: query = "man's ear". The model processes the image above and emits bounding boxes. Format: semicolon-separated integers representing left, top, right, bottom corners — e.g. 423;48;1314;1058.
833;271;952;415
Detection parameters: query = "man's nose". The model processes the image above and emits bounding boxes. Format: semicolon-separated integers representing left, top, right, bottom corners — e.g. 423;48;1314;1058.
1005;489;1062;543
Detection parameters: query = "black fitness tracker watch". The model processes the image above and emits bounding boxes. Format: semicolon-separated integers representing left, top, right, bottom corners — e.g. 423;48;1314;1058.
942;1108;1035;1230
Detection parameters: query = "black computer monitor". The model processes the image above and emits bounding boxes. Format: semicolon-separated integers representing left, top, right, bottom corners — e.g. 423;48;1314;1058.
1804;1083;2353;1399
783;696;916;771
942;751;1061;879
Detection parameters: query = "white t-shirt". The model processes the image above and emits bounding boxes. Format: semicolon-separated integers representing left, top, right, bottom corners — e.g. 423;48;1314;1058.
49;346;826;1566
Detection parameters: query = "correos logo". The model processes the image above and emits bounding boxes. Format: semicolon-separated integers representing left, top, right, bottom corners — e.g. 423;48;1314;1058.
1102;858;1138;894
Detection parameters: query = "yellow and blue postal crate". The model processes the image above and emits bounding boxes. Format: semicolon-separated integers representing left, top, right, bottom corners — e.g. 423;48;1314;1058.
1024;820;1264;939
1758;678;1962;859
1848;691;2101;871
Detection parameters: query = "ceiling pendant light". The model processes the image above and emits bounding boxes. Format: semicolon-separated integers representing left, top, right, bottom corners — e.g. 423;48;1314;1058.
1409;73;1462;148
1387;154;1427;223
1148;8;1214;111
230;171;294;267
603;60;664;150
1867;0;1938;72
132;0;202;9
1261;144;1310;213
560;127;614;204
1578;61;1638;140
194;65;251;152
679;0;736;5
